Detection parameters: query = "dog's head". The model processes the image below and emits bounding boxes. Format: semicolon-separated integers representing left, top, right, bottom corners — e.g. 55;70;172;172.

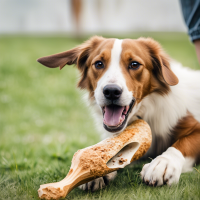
38;36;178;133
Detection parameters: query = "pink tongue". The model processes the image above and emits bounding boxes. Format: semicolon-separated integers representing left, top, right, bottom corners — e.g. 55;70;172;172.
104;105;125;127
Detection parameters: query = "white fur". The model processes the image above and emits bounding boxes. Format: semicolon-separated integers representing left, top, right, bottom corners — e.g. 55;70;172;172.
94;39;133;137
138;62;199;186
171;61;200;122
94;39;133;108
140;147;190;186
182;157;195;173
134;61;200;157
134;80;188;156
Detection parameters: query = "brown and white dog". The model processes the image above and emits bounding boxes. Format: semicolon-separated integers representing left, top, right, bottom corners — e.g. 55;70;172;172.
38;36;200;191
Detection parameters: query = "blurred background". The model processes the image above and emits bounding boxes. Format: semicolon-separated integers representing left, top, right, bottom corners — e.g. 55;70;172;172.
0;1;200;199
0;0;187;35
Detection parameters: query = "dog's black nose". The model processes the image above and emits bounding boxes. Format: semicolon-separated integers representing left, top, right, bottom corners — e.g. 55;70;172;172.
103;84;122;100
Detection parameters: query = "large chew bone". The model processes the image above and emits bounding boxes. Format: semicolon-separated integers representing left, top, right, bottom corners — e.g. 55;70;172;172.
38;119;152;199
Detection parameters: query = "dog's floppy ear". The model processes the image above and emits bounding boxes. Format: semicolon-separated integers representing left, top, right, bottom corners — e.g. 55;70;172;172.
37;47;80;70
139;38;179;86
37;36;104;70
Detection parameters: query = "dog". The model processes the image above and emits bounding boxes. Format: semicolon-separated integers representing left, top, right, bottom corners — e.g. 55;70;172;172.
37;36;200;191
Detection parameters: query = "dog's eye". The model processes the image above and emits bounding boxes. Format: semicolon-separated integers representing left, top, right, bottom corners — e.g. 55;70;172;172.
128;61;141;70
95;61;104;69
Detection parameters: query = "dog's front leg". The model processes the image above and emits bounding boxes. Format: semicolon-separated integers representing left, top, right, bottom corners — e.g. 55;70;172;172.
79;171;117;191
141;114;200;186
140;147;187;186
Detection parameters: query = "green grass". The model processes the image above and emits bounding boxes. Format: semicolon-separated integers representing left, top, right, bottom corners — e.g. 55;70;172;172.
0;33;200;200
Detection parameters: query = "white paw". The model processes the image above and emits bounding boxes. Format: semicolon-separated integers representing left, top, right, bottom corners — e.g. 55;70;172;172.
79;171;117;192
140;147;185;186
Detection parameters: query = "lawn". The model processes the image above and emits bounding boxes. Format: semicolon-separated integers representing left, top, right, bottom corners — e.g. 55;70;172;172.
0;33;200;200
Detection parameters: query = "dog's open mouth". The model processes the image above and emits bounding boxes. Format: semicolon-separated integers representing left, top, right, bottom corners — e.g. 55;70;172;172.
102;100;135;133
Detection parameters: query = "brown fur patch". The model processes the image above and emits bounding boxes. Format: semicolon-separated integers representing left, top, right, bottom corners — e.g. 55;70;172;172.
138;38;179;86
120;38;177;105
172;112;200;162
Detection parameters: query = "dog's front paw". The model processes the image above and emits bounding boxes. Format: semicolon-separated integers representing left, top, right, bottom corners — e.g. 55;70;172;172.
140;147;185;186
79;171;117;192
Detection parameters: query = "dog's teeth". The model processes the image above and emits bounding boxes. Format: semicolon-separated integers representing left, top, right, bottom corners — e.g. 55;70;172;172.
126;106;129;111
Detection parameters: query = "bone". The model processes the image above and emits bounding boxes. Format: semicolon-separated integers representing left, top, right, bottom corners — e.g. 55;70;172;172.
38;119;152;199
